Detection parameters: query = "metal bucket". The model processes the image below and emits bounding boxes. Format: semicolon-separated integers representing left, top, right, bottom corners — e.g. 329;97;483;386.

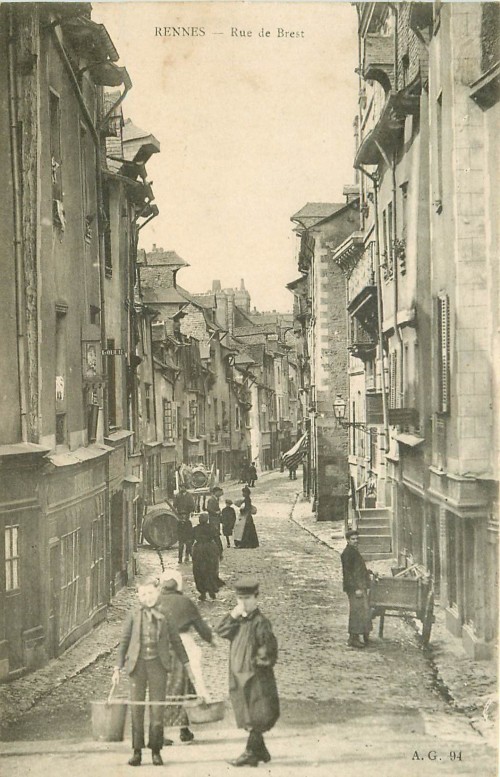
91;700;128;742
184;699;226;724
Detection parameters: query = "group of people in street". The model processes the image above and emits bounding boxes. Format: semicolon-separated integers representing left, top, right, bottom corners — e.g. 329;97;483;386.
113;571;279;768
172;480;260;603
239;460;258;488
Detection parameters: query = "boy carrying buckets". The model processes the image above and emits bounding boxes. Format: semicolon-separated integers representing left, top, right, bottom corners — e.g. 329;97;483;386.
112;577;196;766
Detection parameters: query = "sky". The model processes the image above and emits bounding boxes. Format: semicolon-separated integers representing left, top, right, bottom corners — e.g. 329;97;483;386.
93;2;359;312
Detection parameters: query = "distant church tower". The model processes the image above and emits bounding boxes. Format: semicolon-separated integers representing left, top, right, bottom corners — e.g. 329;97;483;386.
234;278;251;314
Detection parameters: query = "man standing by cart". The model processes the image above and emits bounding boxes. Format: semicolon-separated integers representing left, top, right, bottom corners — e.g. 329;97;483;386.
217;577;280;767
173;484;196;564
341;529;373;649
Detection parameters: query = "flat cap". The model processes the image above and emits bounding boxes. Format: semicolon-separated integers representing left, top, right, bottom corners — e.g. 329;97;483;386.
345;529;360;539
235;576;259;595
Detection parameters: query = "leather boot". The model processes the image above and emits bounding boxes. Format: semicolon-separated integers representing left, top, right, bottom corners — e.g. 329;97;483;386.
347;635;365;649
229;751;259;767
151;752;163;766
128;750;142;766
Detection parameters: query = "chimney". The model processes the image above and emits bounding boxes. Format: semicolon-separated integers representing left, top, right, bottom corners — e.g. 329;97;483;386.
343;184;360;204
152;243;157;251
212;280;221;292
240;278;245;290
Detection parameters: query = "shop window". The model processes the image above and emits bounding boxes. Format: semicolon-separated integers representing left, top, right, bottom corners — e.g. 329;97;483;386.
5;525;20;591
90;514;105;613
60;529;80;639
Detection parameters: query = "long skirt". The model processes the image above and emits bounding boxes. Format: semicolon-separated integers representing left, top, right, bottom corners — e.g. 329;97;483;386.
233;514;246;546
240;515;259;549
192;542;220;595
347;592;372;635
163;651;194;727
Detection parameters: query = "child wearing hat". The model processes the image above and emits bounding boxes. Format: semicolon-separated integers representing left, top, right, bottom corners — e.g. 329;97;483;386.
221;499;237;548
216;577;280;767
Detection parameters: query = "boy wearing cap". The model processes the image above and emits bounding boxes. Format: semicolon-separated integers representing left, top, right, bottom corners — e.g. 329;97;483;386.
341;530;373;648
216;577;279;767
221;499;237;548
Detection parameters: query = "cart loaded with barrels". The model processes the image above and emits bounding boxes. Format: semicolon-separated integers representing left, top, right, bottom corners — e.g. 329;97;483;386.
141;464;217;550
368;564;435;646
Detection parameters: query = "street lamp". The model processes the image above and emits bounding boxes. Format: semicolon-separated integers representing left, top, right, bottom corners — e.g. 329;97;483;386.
333;394;347;423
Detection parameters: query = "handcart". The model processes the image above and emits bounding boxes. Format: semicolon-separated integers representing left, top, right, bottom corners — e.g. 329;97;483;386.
368;564;435;646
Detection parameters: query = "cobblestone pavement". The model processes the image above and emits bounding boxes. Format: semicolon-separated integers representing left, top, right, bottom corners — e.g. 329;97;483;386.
0;472;497;776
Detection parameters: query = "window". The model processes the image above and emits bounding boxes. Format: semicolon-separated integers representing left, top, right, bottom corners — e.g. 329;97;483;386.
389;351;398;409
235;405;241;430
163;399;173;441
60;529;80;638
5;526;20;591
189;399;198;438
102;181;112;275
55;310;67;445
369;429;378;470
352;401;356;455
145;384;152;424
437;294;450;414
436;93;443;212
107;339;117;428
49;89;62;202
221;400;228;432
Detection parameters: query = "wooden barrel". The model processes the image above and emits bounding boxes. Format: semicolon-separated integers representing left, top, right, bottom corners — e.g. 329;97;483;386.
191;468;209;489
142;507;178;549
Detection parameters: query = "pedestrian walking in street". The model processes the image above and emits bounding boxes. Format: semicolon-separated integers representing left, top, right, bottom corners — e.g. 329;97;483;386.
239;460;248;484
206;486;224;560
173;484;196;564
340;529;373;648
216;577;280;767
234;491;259;549
112;577;195;767
158;569;213;745
288;464;297;480
247;462;258;488
192;513;221;601
221;499;237;547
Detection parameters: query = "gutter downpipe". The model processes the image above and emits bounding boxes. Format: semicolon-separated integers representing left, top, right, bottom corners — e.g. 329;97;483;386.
8;8;28;442
50;25;132;438
356;164;390;453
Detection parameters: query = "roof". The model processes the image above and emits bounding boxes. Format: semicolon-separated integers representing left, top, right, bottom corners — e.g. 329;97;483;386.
144;249;189;268
191;293;216;309
290;202;346;229
234;323;279;337
141;286;189;305
122;118;160;164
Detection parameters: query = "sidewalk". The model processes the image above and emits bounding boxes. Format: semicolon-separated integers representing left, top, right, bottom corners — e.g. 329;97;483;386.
289;492;498;744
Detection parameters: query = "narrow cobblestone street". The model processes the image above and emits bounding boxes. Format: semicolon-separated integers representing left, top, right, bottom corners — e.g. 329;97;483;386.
0;474;496;776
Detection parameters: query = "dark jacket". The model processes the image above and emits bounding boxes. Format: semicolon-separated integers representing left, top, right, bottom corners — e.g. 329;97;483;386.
116;606;189;674
221;505;237;536
159;590;212;642
217;608;279;732
340;543;371;594
173;491;196;516
206;495;220;516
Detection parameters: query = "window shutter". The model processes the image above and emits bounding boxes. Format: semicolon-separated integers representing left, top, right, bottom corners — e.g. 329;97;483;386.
437;294;450;414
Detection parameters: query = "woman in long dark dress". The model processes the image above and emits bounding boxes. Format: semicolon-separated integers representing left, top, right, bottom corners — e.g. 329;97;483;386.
192;513;220;600
235;492;259;549
159;569;213;744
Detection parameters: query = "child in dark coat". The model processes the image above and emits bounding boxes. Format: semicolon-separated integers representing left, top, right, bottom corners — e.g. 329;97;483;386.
221;499;237;547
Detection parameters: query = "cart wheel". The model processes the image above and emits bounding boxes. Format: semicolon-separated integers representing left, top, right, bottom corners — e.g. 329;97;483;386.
421;592;434;646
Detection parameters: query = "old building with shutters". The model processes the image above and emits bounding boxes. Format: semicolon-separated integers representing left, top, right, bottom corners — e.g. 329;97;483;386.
289;197;361;521
336;1;498;656
0;3;159;677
